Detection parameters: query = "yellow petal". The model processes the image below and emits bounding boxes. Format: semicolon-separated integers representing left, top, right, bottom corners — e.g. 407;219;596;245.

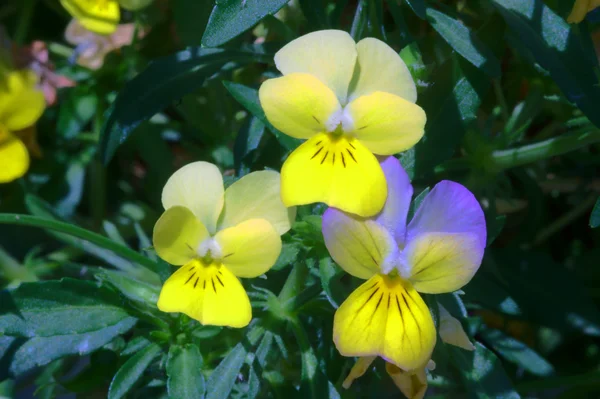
0;127;29;183
274;30;357;103
281;133;387;217
385;363;428;399
342;356;376;389
333;274;436;371
152;206;209;266
218;170;295;235
259;73;341;139
0;70;45;131
439;304;475;351
346;91;426;155
214;219;282;278
567;0;591;23
349;38;417;103
59;0;120;35
405;232;482;294
157;260;252;328
161;161;224;234
322;208;398;279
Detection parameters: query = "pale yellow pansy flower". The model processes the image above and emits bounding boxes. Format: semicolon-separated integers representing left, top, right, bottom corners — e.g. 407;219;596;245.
568;0;600;23
60;0;121;35
154;162;296;328
0;63;45;183
259;30;426;217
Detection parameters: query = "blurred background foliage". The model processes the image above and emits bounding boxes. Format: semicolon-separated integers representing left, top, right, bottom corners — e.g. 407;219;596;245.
0;0;600;398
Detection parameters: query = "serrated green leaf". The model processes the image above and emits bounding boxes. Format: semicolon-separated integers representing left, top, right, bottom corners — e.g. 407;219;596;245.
480;328;554;377
100;48;271;164
271;242;302;271
108;343;161;399
167;344;205;399
0;279;133;338
10;318;136;376
223;81;301;150
590;197;600;228
491;0;600;128
202;0;289;47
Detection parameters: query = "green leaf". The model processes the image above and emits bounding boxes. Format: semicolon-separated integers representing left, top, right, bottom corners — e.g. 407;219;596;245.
206;325;264;399
56;87;98;139
234;116;265;175
491;0;600;128
479;328;554;377
404;0;426;19
96;269;160;306
10;318;136;376
271;242;302;271
426;7;501;77
414;58;489;176
223;81;301;150
167;344;205;399
407;187;430;222
202;0;289;47
590;197;600;228
448;342;521;399
100;48;270;164
108;343;162;399
0;279;133;338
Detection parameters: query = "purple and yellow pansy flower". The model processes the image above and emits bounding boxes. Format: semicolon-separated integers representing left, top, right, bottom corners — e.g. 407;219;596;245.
259;30;426;217
322;156;486;376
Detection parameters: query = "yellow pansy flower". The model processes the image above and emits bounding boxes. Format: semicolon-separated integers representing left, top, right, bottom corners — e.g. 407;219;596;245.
60;0;120;35
154;162;296;328
0;63;45;183
568;0;600;23
259;30;426;217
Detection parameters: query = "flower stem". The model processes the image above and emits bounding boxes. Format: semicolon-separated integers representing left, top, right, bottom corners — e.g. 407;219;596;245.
490;129;600;171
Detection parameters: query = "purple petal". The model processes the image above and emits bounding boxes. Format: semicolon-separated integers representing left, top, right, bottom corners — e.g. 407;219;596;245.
375;156;413;246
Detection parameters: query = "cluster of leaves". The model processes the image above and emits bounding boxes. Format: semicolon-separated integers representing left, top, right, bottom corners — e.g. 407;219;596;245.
1;0;600;398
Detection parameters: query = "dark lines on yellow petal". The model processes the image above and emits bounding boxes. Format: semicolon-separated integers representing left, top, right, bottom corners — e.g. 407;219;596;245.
321;151;329;164
332;153;336;165
185;272;196;285
312;115;321;124
356;286;380;315
203;280;206;289
341;152;346;168
401;293;423;350
212;278;217;293
223;253;234;259
186;243;194;251
387;293;391;310
348;142;356;150
216;274;225;287
194;277;199;288
316;140;322;146
311;146;324;160
357;125;369;130
346;148;357;163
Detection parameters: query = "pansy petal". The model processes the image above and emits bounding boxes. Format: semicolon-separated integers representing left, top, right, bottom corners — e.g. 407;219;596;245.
218;170;295;235
349;38;417;103
274;30;357;103
157;260;251;328
162;161;224;234
386;363;428;399
60;0;120;35
375;156;413;245
342;356;376;389
334;274;436;371
0;70;45;131
439;305;475;351
0;127;29;183
323;208;397;279
281;133;387;217
259;73;341;139
404;181;486;293
152;206;209;265
345;92;426;155
214;219;281;278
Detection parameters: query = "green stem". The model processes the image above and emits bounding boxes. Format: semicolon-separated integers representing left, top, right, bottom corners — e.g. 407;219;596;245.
493;79;509;123
13;0;37;45
0;214;159;274
90;101;106;227
491;129;600;171
289;319;320;397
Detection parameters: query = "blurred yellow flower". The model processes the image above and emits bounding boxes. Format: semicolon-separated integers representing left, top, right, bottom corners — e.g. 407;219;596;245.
0;63;45;183
60;0;120;35
567;0;600;23
259;30;426;217
153;162;296;328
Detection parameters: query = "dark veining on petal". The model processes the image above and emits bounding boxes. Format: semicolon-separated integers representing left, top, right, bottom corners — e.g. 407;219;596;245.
341;152;346;168
223;253;234;259
332;153;336;165
212;278;217;293
312;115;321;124
216;274;225;287
311;147;324;160
316;140;322;146
203;280;206;290
321;151;329;164
194;277;199;288
346;148;357;163
402;293;423;348
185;272;196;285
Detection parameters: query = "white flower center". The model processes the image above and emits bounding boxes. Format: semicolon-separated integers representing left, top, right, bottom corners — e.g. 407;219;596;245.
197;238;222;260
325;107;354;133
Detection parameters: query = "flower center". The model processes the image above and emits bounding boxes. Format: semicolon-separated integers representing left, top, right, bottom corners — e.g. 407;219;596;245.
325;107;354;134
381;249;412;280
196;237;222;263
